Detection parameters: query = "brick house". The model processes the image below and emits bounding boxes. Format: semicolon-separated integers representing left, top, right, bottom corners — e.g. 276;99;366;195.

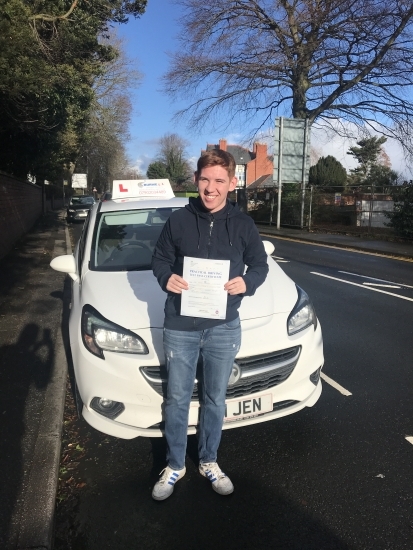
203;139;273;189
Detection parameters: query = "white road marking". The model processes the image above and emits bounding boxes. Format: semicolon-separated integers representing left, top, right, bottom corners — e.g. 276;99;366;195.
321;372;352;396
312;272;413;302
339;270;413;289
271;255;289;263
405;436;413;445
363;283;401;288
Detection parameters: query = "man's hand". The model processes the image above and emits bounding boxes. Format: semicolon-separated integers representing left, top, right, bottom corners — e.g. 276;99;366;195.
166;274;189;294
224;276;246;295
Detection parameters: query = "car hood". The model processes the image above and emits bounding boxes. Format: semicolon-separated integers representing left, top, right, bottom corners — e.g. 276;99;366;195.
81;260;297;330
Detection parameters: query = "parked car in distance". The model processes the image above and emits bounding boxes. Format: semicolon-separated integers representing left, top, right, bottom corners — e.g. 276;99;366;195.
67;196;96;223
100;191;112;202
51;180;324;440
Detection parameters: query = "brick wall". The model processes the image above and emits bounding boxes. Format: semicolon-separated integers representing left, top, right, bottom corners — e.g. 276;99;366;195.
0;172;42;259
246;143;273;185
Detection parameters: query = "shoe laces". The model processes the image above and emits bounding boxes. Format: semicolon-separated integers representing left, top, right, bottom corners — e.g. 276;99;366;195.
158;467;179;486
202;462;226;480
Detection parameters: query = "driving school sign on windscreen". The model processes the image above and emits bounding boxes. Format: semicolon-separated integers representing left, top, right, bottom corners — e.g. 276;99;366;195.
112;179;175;200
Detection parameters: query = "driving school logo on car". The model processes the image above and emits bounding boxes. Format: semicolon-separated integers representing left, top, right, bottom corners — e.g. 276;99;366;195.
137;181;164;187
112;179;175;200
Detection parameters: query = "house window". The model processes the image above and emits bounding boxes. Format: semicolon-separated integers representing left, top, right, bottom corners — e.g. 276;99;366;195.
236;164;246;187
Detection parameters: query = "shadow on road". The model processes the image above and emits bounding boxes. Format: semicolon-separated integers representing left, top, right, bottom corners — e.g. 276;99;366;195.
0;324;54;546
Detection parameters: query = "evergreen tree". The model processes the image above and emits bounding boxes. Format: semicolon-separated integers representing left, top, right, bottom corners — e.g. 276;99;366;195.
347;136;387;184
309;155;347;192
147;161;169;179
385;185;413;238
0;1;147;180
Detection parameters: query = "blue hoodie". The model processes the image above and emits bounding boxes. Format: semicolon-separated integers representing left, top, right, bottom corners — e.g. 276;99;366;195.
152;196;269;331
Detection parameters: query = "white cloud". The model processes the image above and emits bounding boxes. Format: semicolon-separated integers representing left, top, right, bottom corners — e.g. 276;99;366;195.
311;120;413;178
130;154;154;175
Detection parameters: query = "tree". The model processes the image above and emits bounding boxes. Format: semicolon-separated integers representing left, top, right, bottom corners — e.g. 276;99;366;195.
0;0;147;180
75;33;142;192
347;136;401;192
347;136;387;181
165;1;413;151
365;164;399;194
147;161;169;179
309;156;347;192
385;185;413;239
155;133;193;187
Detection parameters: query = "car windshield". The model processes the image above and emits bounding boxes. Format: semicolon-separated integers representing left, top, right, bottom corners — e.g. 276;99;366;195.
71;197;94;205
91;207;180;271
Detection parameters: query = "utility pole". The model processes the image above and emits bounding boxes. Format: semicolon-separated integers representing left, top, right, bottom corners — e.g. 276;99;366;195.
276;117;284;229
300;119;310;229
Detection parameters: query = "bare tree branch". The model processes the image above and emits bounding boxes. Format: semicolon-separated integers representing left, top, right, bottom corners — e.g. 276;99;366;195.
30;0;79;22
165;0;413;155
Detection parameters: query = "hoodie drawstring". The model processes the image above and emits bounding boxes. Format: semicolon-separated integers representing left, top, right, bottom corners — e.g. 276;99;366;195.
226;214;232;246
196;212;201;249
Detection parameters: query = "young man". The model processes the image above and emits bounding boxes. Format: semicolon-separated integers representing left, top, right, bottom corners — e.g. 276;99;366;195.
151;149;268;500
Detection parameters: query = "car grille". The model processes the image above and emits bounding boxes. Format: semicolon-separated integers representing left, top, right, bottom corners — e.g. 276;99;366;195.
140;346;301;401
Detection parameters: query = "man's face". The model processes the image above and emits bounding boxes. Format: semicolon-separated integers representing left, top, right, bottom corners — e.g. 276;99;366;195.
195;165;237;213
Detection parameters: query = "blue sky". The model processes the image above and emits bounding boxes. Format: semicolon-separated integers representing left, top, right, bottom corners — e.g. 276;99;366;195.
116;0;218;174
117;0;411;179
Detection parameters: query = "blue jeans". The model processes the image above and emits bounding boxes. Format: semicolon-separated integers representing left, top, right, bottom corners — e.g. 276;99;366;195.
163;318;241;470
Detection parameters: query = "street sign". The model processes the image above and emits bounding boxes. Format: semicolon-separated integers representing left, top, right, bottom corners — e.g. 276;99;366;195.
273;118;310;184
273;117;311;229
72;174;87;189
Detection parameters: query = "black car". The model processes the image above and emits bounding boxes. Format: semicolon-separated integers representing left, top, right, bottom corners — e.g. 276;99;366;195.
100;191;112;202
67;196;95;223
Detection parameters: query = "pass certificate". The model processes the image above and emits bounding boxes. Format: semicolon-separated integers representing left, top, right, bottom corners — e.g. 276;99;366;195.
181;257;230;319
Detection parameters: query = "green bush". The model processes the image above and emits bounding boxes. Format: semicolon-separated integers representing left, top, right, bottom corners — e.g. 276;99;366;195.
385;186;413;239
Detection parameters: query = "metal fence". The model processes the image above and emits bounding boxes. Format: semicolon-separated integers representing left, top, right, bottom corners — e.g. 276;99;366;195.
246;185;394;231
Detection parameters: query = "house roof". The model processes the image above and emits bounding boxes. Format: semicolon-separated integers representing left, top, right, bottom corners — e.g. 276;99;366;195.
206;143;254;164
247;174;274;189
227;145;254;164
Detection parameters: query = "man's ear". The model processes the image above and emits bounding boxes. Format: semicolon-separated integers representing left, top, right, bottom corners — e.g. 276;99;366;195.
229;177;238;191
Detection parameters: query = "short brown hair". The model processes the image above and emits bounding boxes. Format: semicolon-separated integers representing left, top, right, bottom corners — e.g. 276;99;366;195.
196;149;236;179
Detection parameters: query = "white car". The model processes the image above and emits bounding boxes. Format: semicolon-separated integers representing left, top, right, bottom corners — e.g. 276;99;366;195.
51;180;324;439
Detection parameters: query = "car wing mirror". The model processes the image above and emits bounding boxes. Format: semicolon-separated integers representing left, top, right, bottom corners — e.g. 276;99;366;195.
262;240;275;256
50;254;78;281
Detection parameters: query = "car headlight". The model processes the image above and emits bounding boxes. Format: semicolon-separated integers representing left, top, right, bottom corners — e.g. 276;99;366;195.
287;285;317;335
81;305;148;358
68;209;75;213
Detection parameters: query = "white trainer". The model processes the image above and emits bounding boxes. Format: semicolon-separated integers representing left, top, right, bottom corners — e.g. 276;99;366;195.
199;462;234;495
152;466;186;501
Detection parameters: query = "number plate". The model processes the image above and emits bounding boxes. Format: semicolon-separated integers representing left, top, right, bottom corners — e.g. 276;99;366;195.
224;394;273;422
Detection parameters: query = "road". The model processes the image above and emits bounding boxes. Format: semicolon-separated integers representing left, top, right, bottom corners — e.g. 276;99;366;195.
54;225;413;550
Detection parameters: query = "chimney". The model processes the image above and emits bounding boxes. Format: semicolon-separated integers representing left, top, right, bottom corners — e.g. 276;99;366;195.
254;142;267;160
219;139;227;151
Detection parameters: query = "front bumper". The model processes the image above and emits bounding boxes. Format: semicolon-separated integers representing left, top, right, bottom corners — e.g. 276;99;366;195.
67;210;89;221
70;312;324;439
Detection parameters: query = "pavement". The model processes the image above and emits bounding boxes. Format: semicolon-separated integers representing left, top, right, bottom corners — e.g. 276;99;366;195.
0;209;71;550
0;210;411;550
256;223;413;261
